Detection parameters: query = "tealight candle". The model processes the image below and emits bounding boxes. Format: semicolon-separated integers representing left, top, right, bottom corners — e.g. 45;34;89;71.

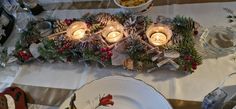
102;22;124;43
67;21;88;41
106;31;123;43
72;29;86;40
146;24;172;46
150;32;167;46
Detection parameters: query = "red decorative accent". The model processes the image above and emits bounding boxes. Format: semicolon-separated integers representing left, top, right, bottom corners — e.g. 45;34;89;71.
184;55;192;61
100;48;107;52
105;47;110;52
58;42;73;53
100;47;113;62
64;19;74;26
2;87;28;109
86;22;92;28
17;50;32;61
191;62;197;70
99;94;114;106
107;51;113;57
101;56;106;62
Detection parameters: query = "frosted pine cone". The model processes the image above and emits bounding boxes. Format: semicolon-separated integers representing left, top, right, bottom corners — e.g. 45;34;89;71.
53;20;68;33
95;13;116;25
124;16;137;28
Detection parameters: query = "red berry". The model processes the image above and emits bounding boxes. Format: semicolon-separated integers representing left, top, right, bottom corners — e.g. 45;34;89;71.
105;47;110;52
58;48;65;53
100;48;106;52
23;55;30;61
86;22;92;27
64;19;73;26
192;66;197;70
18;51;27;57
63;43;72;49
101;56;106;62
184;55;192;61
107;51;113;57
18;51;24;56
18;50;32;61
191;62;197;70
106;54;112;59
28;52;32;57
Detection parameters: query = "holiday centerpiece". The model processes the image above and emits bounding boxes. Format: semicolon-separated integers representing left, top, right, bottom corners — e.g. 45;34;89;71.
0;12;202;73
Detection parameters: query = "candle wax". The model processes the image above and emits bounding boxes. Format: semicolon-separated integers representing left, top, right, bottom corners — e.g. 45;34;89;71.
106;31;123;43
72;29;86;40
150;32;167;46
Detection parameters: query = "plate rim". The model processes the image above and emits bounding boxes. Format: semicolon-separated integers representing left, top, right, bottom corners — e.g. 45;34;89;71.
60;75;173;109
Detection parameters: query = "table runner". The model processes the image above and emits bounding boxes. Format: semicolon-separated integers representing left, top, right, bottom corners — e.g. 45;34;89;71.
1;0;236;108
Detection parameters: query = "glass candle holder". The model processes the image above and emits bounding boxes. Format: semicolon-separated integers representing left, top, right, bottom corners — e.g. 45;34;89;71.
102;22;124;43
146;24;172;46
66;21;88;41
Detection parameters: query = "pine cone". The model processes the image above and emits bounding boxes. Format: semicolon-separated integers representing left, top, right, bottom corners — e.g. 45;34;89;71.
124;16;147;36
54;35;66;47
25;35;40;44
80;13;96;25
124;16;137;28
114;12;132;24
123;16;137;35
53;20;68;33
90;24;103;33
95;13;116;25
156;16;173;25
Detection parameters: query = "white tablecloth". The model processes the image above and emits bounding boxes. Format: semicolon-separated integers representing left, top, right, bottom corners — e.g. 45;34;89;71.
1;1;236;108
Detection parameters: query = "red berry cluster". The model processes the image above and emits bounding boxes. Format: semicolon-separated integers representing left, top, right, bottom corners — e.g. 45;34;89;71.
100;47;112;62
184;55;192;61
17;50;32;61
191;62;197;70
183;55;198;71
57;42;73;53
64;19;75;26
85;21;92;28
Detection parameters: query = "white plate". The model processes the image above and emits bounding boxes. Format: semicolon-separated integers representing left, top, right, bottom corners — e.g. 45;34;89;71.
60;76;172;109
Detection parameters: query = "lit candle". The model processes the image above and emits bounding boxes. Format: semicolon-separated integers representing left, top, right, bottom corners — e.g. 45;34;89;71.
72;29;86;40
150;32;167;46
102;22;124;43
146;24;172;46
106;31;123;43
66;21;88;41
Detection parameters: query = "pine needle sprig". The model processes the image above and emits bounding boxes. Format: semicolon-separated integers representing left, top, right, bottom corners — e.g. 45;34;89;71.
173;15;195;33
